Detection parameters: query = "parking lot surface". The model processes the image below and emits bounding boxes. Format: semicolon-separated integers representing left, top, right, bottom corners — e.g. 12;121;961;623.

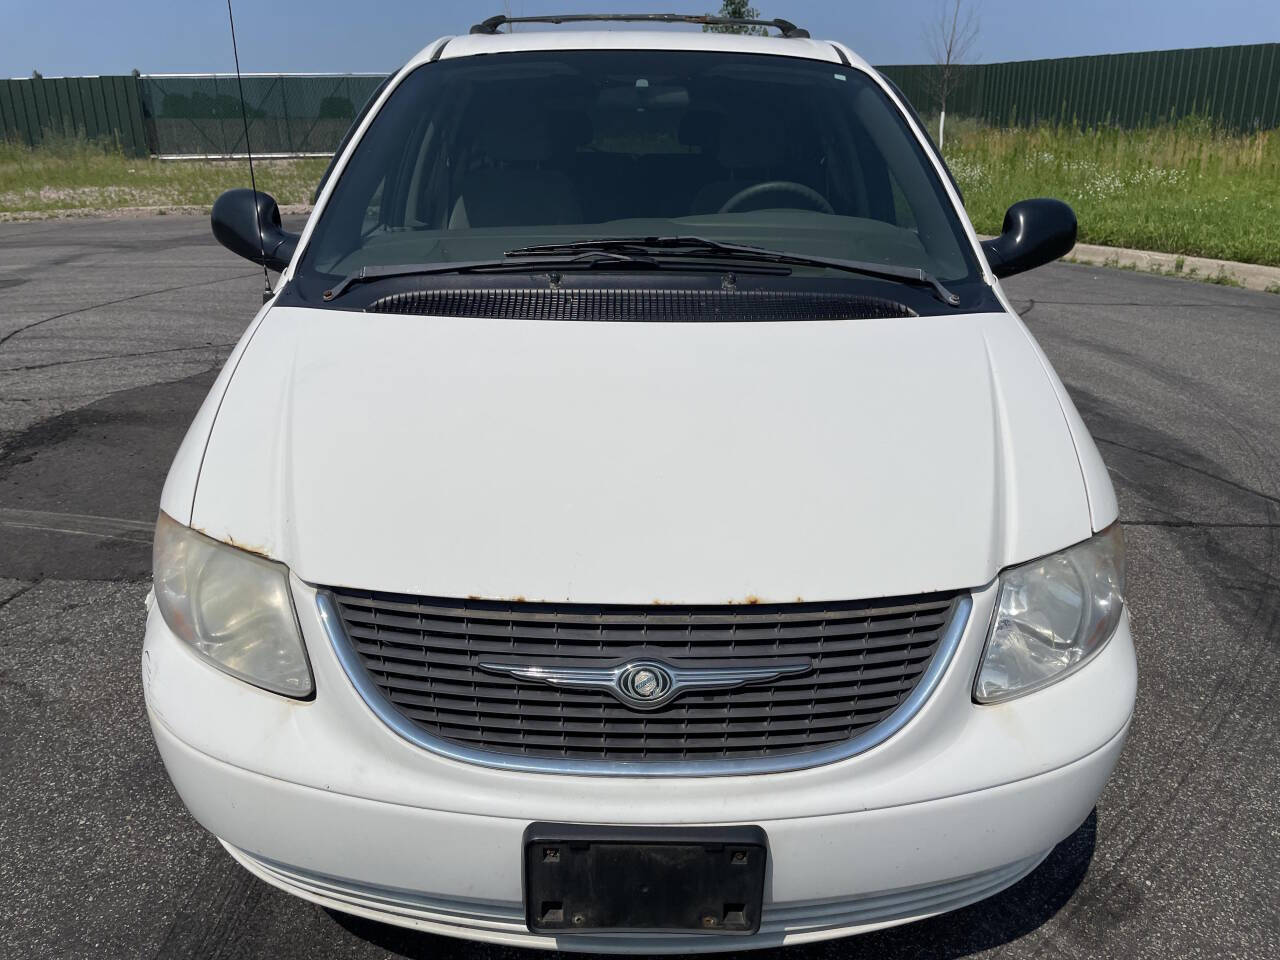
1;216;1277;959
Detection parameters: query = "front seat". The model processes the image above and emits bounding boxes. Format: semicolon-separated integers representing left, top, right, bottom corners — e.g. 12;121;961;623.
688;119;787;215
449;112;583;228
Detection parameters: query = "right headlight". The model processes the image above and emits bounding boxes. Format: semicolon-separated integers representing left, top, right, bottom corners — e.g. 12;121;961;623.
974;524;1125;704
153;511;313;698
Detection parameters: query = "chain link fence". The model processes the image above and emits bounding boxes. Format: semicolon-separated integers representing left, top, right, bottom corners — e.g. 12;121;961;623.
881;43;1280;131
138;74;386;158
5;43;1279;160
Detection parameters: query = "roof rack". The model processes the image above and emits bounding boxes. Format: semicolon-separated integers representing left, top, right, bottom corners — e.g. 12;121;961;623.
469;12;810;39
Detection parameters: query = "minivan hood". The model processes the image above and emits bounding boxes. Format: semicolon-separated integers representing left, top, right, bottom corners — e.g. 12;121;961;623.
191;306;1092;603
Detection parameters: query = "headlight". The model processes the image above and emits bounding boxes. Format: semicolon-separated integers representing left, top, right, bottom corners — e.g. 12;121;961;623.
153;512;313;698
974;525;1125;703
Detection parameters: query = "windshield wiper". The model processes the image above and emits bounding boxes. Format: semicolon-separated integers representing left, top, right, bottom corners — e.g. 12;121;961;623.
507;236;963;307
320;250;662;301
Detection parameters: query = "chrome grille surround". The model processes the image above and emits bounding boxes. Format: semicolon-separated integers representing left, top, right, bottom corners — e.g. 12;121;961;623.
318;589;972;777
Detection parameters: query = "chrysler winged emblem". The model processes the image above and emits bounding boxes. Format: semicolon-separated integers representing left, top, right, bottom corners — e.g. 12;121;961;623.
476;657;813;710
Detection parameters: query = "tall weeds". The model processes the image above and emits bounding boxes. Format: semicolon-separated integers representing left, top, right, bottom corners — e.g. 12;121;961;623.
0;135;326;214
940;117;1280;265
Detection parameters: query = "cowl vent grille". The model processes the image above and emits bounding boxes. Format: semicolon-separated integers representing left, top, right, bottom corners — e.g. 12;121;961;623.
365;288;917;322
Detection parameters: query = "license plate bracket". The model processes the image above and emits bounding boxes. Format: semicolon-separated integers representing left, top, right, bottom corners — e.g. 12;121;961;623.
523;823;767;934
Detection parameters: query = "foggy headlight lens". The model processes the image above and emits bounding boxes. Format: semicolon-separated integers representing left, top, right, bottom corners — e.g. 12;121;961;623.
153;512;312;697
975;525;1125;703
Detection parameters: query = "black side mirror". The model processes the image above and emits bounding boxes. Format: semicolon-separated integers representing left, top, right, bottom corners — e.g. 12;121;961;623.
981;198;1077;279
211;188;300;273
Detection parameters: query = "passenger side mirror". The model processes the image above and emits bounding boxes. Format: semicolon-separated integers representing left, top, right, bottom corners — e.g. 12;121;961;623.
980;198;1077;279
211;188;300;273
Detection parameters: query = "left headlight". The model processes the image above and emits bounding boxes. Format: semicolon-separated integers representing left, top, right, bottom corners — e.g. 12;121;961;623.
153;511;313;698
974;524;1125;704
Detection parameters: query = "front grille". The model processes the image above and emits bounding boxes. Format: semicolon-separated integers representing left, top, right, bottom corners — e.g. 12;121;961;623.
365;287;917;322
328;589;962;764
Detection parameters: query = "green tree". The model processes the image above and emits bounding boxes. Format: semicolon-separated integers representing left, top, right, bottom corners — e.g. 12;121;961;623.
703;0;767;35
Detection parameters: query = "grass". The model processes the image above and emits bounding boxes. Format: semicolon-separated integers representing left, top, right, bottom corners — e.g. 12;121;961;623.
938;116;1280;267
0;137;327;216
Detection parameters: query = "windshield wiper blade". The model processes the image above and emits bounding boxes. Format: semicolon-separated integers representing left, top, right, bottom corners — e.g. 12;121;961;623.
320;250;659;301
508;236;963;307
508;236;715;256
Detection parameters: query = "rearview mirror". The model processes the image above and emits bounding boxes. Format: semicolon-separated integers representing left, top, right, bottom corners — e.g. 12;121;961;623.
980;199;1077;279
211;188;300;273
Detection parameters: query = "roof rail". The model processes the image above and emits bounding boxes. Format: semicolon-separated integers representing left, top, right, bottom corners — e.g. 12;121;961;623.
469;12;810;39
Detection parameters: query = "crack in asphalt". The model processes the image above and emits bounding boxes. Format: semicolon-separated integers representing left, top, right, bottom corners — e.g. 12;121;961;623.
0;579;136;631
1096;435;1280;507
1021;297;1272;309
0;580;38;612
1121;519;1280;528
0;271;257;351
0;360;222;410
2;386;212;402
0;341;236;373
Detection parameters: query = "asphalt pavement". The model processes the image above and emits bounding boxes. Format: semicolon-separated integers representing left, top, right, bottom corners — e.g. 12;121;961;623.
1;216;1277;959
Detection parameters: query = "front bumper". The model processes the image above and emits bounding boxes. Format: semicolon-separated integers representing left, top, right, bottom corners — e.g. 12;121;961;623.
224;840;1047;950
143;578;1136;952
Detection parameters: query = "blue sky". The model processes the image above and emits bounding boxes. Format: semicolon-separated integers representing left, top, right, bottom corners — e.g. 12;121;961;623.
5;1;1279;76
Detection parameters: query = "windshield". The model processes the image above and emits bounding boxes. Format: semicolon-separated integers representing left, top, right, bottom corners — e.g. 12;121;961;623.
298;50;980;287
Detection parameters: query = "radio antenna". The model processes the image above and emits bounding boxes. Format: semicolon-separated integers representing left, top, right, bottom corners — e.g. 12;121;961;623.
225;0;272;300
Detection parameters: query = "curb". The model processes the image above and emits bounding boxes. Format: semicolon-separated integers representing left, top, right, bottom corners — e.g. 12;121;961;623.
1061;242;1280;293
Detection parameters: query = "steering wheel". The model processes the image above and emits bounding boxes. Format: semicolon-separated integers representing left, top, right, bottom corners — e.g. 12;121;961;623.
718;180;835;215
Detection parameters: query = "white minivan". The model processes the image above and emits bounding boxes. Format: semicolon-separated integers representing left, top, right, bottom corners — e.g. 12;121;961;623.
145;13;1135;952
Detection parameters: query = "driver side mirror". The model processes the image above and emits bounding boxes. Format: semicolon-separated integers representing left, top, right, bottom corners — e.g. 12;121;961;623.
980;198;1077;279
211;188;300;273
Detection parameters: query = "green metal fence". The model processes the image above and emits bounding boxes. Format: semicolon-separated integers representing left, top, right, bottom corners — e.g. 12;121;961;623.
880;43;1280;131
3;43;1278;158
138;74;385;157
0;75;149;155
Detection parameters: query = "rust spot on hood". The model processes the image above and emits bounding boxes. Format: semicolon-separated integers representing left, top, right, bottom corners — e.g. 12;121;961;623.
455;592;795;607
190;525;273;559
219;533;273;559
